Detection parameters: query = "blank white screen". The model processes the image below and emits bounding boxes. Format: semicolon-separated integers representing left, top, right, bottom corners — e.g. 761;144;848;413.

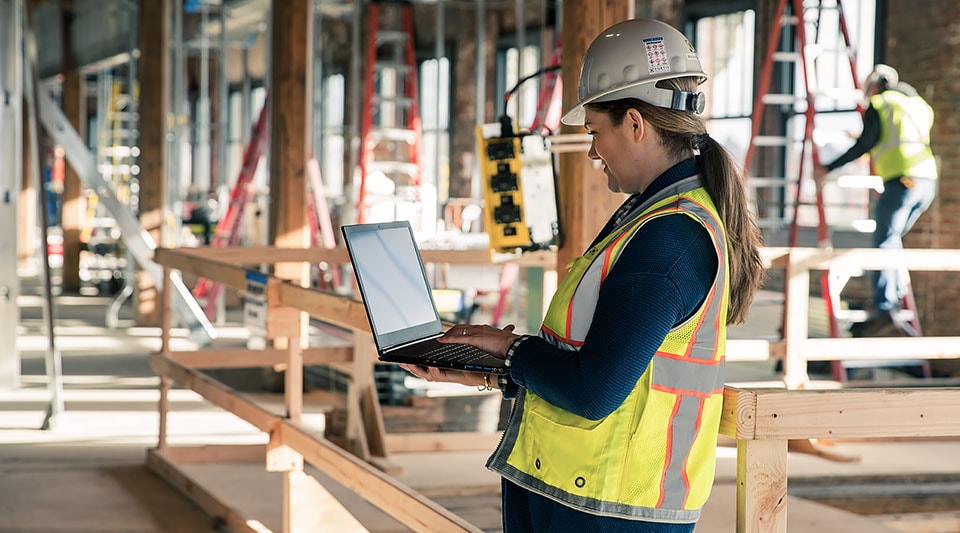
349;226;438;335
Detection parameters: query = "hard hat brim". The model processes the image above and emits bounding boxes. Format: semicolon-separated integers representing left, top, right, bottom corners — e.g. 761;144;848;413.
561;76;707;126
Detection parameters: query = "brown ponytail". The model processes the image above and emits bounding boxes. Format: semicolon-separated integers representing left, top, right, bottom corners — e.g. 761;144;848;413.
585;78;765;324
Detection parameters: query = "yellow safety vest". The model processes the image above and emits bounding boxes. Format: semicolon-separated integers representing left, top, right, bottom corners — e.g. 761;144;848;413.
487;176;728;524
871;90;937;181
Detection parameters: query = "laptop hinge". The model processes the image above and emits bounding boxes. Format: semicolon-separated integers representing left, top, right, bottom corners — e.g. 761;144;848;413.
383;332;443;354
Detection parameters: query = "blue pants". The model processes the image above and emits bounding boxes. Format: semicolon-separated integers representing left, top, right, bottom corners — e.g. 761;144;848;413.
872;176;936;313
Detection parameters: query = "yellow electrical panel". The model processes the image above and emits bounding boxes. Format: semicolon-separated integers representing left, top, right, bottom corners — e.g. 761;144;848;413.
476;126;532;252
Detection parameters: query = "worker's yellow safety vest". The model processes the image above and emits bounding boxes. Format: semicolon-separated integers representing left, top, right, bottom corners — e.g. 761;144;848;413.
871;90;938;181
487;176;729;523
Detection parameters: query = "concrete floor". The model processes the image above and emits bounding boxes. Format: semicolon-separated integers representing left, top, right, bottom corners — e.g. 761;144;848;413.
4;274;960;532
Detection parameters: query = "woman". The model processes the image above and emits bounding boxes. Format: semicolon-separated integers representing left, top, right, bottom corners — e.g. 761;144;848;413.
402;18;764;532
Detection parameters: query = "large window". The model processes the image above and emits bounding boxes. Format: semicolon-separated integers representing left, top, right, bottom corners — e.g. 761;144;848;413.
496;41;542;131
418;57;451;231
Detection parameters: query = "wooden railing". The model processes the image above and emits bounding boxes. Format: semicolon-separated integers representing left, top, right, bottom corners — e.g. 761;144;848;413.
150;245;960;532
759;247;960;389
150;245;549;532
720;386;960;532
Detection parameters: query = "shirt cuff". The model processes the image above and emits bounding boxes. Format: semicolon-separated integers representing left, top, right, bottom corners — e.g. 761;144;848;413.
504;335;530;367
497;335;531;398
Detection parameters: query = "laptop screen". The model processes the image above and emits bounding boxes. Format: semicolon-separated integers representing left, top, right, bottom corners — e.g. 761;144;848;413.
342;221;444;349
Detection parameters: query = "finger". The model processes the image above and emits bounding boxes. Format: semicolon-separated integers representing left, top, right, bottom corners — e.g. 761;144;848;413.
501;324;516;333
400;364;428;379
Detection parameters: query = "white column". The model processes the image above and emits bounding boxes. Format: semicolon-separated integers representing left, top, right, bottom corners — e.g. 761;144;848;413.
0;0;23;389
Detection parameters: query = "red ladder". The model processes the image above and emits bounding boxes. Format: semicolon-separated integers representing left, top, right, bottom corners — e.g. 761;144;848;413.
193;102;268;317
747;1;928;380
356;0;423;224
744;0;863;249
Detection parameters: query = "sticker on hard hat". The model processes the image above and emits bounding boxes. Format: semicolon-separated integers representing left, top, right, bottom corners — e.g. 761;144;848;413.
643;36;671;74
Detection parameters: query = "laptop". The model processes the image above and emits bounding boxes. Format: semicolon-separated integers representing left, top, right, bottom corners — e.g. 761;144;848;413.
341;221;507;374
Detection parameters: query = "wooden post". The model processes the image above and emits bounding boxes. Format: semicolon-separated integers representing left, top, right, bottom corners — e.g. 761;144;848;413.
59;0;84;292
268;0;312;283
736;439;788;533
556;1;633;279
158;266;173;452
782;250;811;389
137;0;170;325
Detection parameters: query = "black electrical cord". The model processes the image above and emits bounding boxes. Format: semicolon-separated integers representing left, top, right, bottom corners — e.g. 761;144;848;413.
500;64;562;136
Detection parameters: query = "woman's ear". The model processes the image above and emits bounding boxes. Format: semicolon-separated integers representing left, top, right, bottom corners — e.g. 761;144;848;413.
624;108;645;142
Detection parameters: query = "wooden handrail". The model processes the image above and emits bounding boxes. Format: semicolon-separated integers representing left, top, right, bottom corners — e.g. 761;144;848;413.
150;245;960;532
720;385;960;532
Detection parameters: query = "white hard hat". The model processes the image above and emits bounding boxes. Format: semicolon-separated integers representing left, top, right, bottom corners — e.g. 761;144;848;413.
864;64;899;90
561;18;709;126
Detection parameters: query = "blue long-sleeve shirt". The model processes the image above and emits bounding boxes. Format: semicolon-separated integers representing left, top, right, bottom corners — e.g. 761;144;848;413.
508;158;717;420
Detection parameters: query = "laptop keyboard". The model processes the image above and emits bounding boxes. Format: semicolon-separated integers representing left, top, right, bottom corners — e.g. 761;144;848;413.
421;342;489;364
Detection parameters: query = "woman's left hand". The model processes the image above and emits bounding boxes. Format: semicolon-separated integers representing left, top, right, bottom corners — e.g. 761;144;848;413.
399;364;488;388
438;323;519;358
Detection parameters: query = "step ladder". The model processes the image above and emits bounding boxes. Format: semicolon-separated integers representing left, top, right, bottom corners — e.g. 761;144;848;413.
356;0;423;225
36;81;216;344
744;0;862;248
192;101;269;320
747;0;928;380
98;77;140;328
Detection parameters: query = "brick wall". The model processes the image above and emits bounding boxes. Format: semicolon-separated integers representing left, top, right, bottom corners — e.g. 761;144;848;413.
883;0;960;336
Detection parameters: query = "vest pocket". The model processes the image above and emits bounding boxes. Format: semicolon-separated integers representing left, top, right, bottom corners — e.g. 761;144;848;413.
507;394;622;501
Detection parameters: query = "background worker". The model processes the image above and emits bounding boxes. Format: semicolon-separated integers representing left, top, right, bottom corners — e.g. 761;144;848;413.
402;18;765;532
814;64;938;337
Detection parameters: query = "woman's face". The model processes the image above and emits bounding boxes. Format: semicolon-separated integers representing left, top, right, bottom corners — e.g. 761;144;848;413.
584;108;642;194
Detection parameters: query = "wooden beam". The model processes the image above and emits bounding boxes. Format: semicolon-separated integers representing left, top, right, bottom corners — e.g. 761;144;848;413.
167;346;352;369
722;386;960;440
736;439;787;533
149;352;276;432
720;386;758;440
792;248;960;271
152;350;477;530
277;422;482;533
59;1;84;291
268;0;311;284
154;248;249;290
279;283;371;332
136;0;170;325
146;449;262;533
174;245;557;268
556;1;633;280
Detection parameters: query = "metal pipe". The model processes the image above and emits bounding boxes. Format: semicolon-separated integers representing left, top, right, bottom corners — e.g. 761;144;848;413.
348;0;362;217
435;0;444;207
21;0;64;428
198;1;211;192
168;0;186;247
515;0;525;124
218;1;228;195
472;0;485;201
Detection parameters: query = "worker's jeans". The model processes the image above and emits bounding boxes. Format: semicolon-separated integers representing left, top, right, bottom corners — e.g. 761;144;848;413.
872;176;937;313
